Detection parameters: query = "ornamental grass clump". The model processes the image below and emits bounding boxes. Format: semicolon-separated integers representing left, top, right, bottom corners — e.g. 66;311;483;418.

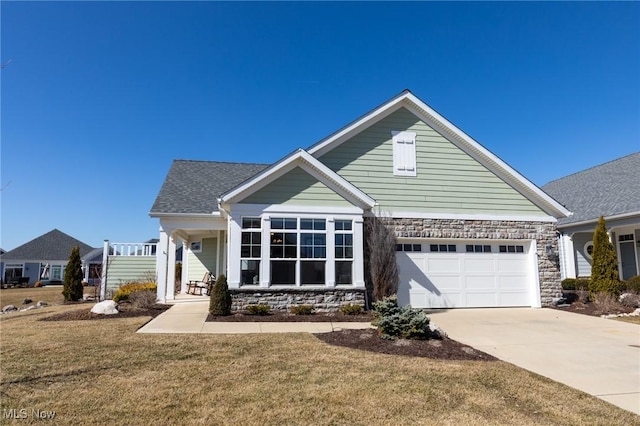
113;282;157;302
372;296;432;340
246;304;271;316
290;305;315;315
209;274;232;316
340;304;364;315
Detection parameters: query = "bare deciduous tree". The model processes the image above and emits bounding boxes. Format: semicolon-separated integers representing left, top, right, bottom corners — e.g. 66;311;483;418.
364;213;399;302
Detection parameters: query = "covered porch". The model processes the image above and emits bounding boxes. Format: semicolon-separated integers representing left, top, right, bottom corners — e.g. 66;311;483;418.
155;214;227;303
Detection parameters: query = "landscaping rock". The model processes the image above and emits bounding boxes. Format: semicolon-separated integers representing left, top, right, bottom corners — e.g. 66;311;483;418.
90;300;119;315
36;301;48;307
552;297;567;306
2;305;17;313
22;298;33;305
20;306;37;312
83;294;94;301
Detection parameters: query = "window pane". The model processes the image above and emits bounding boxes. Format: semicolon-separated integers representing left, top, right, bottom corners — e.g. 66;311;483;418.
516;246;524;253
271;218;284;229
344;234;353;245
396;244;402;251
336;261;352;284
314;219;326;230
251;233;261;244
241;233;250;244
300;219;313;230
430;244;438;252
345;247;353;258
301;261;325;285
439;245;447;251
499;246;507;253
284;246;297;258
466;245;473;252
284;233;297;245
251;247;261;257
336;247;344;258
336;235;344;245
300;246;313;258
284;218;297;229
314;247;326;258
271;261;295;284
271;246;284;258
241;247;250;257
483;245;491;253
241;260;260;285
508;246;515;253
413;244;422;252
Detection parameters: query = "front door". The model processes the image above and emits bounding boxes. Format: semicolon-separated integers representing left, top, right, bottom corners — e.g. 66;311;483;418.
619;241;637;280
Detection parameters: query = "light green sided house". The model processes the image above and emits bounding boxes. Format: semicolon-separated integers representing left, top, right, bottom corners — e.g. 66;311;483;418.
150;90;570;309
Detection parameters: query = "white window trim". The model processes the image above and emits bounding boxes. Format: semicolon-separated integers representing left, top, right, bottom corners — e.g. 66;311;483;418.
392;130;417;177
226;210;365;289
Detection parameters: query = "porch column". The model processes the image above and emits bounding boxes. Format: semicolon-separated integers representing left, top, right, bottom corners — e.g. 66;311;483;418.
165;233;177;301
156;229;169;303
353;217;365;288
100;240;109;301
227;214;242;288
560;234;576;279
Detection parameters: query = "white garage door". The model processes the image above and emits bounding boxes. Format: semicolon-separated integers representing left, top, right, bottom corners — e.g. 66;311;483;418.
397;241;534;308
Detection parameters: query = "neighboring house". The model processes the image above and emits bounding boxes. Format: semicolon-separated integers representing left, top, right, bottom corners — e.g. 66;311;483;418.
542;152;640;281
150;90;570;309
0;229;98;286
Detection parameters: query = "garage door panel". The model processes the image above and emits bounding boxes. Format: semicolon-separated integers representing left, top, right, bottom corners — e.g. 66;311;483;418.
465;292;499;307
463;258;497;274
464;275;497;290
498;292;530;306
497;258;528;273
497;275;529;290
427;257;460;273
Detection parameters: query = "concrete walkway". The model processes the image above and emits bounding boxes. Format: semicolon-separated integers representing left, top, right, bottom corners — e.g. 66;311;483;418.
428;308;640;415
137;301;372;334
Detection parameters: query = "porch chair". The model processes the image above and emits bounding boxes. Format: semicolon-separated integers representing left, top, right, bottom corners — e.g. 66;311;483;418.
187;272;213;296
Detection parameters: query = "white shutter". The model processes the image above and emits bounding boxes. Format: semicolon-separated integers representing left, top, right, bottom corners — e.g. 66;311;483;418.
392;131;417;176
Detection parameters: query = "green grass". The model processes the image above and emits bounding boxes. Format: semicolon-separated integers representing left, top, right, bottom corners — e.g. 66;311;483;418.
0;305;638;425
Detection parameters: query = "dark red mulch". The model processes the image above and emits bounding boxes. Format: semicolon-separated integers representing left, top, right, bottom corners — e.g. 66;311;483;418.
315;328;498;361
550;302;635;317
207;311;375;322
39;303;171;321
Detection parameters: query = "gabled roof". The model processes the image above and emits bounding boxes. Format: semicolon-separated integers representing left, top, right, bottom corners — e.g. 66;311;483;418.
542;152;640;226
150;160;269;216
308;90;571;219
219;149;376;210
1;229;95;261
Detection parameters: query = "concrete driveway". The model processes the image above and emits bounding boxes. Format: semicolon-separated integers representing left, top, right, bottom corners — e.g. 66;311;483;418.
428;308;640;415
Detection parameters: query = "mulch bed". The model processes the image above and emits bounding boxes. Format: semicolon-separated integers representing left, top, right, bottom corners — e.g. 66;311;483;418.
40;303;171;321
550;302;635;317
315;328;498;361
207;311;375;322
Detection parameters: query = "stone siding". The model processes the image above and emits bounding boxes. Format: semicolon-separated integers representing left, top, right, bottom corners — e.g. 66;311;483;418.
229;288;366;312
386;218;562;306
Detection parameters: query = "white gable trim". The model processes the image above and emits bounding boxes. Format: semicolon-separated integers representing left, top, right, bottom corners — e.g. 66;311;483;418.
307;90;571;219
219;149;376;210
377;210;558;223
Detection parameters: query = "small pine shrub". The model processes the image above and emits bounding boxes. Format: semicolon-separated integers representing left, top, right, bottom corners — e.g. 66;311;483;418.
209;275;232;316
290;305;315;315
339;304;364;315
113;282;157;302
372;296;431;340
589;216;620;297
622;275;640;294
63;246;84;301
246;304;271;315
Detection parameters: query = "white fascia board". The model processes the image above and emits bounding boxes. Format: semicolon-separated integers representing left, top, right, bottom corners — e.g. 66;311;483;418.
377;210;559;223
307;90;571;219
558;211;640;232
149;212;222;218
220;149;375;209
231;203;364;216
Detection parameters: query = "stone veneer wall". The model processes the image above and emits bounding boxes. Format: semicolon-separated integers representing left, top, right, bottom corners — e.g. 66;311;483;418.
229;288;366;312
386;218;562;306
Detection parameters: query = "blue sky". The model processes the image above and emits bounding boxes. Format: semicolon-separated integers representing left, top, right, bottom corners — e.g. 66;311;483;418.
1;1;639;251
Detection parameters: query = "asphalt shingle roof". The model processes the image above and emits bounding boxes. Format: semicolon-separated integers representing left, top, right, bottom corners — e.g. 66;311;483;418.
150;160;270;214
542;152;640;226
1;229;96;261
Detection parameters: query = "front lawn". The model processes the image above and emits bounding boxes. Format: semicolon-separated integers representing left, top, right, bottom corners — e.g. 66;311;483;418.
0;286;97;308
0;305;636;425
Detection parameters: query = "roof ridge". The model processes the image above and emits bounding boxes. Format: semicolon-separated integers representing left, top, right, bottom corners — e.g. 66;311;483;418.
173;159;271;167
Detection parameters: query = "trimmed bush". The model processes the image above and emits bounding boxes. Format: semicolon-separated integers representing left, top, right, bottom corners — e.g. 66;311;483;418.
246;304;271;316
290;305;315;315
561;278;590;291
589;216;621;297
113;282;157;303
372;296;431;340
340;304;364;315
209;274;232;316
622;275;640;294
